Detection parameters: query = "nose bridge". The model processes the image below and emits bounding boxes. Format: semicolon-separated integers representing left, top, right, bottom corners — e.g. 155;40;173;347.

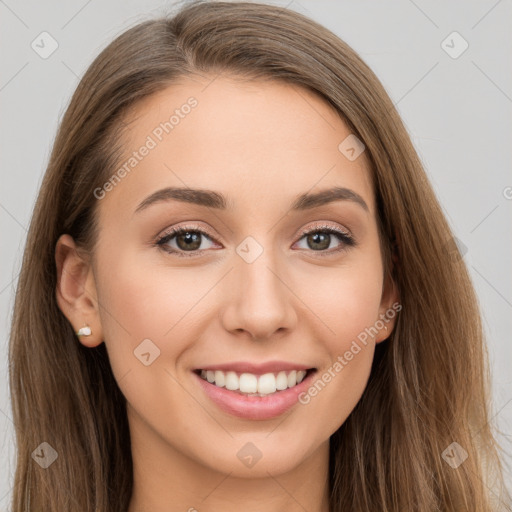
222;233;296;338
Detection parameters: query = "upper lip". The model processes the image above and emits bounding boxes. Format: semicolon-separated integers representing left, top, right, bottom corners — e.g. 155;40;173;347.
195;360;316;375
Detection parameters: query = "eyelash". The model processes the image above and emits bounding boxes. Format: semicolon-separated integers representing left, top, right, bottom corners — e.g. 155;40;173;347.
155;223;357;258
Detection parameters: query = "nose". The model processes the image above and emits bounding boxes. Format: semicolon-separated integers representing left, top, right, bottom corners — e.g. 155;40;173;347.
220;245;298;341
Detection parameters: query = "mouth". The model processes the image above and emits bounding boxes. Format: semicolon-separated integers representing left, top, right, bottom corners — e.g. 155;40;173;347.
193;366;318;420
193;368;317;397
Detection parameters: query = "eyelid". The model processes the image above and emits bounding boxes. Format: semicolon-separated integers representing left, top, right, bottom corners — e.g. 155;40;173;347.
295;220;353;241
156;221;216;243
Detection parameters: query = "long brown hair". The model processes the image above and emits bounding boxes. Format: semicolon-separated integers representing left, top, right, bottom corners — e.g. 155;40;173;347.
9;1;510;510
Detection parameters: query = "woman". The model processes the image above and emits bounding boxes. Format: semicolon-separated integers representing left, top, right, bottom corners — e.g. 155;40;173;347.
8;1;510;510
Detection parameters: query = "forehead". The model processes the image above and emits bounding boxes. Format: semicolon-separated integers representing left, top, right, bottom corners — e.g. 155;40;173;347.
100;75;375;218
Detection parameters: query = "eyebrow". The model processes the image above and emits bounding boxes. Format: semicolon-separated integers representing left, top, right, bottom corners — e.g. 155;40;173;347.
134;185;369;214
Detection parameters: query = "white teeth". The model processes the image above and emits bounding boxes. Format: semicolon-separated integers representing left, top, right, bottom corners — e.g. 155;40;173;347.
239;373;258;393
276;371;288;390
225;371;238;391
287;370;297;388
257;373;276;394
198;369;309;395
214;370;225;387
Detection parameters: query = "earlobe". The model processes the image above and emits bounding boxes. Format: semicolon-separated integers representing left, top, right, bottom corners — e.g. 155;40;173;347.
55;234;103;347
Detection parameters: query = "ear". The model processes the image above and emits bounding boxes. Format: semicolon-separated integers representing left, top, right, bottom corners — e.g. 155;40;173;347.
55;234;103;347
375;269;400;344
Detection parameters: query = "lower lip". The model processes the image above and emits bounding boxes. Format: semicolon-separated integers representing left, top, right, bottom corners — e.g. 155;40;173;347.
193;370;317;420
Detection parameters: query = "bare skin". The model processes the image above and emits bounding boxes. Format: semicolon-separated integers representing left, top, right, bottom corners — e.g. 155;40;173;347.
56;74;398;512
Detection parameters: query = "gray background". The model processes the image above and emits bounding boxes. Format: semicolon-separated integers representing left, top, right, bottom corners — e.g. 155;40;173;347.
1;0;511;508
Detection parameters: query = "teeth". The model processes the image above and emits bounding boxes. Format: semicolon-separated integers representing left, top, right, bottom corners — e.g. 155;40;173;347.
287;370;297;387
199;369;309;395
258;373;276;394
239;373;258;393
276;371;288;390
214;370;225;387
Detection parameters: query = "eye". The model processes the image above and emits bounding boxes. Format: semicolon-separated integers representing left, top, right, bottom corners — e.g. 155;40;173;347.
293;223;356;256
155;224;219;258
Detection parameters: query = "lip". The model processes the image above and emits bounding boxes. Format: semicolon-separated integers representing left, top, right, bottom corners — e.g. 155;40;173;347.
195;360;313;375
193;368;317;420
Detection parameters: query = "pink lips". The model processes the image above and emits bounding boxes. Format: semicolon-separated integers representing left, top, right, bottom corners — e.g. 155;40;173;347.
193;367;317;420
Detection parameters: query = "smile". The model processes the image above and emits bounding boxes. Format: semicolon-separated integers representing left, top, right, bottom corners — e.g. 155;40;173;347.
193;366;318;420
195;368;314;396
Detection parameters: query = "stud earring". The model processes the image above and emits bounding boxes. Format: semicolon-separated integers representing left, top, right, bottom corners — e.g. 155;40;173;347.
384;325;388;331
76;325;92;337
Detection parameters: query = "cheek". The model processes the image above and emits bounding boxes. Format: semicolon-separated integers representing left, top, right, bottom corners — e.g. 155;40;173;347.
95;245;207;340
93;247;192;384
297;256;384;352
292;271;382;443
290;253;383;425
93;249;200;424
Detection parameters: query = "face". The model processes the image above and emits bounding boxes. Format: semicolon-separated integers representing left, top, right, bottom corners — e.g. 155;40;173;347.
57;75;398;481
